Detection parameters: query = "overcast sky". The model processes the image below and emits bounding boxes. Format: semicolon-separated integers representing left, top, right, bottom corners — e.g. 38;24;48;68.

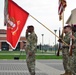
0;0;76;45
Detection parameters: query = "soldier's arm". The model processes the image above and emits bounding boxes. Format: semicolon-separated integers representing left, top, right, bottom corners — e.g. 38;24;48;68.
26;29;29;39
69;32;76;41
30;34;37;52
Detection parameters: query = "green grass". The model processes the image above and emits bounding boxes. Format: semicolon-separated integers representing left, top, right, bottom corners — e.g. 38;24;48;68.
36;55;62;59
0;55;62;59
0;51;62;59
0;55;26;59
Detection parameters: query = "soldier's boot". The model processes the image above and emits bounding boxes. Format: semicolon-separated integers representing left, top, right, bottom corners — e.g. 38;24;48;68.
60;71;69;75
31;72;35;75
67;72;72;75
60;73;67;75
60;72;72;75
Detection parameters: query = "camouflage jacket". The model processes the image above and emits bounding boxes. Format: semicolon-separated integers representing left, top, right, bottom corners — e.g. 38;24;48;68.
63;32;71;45
26;31;37;52
72;32;76;47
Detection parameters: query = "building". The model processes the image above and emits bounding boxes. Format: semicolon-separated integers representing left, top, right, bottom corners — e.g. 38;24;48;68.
0;29;26;51
66;8;76;25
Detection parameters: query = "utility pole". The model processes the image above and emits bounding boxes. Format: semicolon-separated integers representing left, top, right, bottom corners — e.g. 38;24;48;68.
41;34;44;53
54;30;57;55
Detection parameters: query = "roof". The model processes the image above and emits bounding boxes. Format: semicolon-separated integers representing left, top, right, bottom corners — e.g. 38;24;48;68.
66;8;76;25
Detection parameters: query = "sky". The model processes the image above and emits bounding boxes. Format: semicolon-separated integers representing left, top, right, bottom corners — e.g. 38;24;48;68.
0;0;76;46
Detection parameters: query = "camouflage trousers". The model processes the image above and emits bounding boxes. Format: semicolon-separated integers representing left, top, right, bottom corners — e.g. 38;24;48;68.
62;48;72;73
72;50;76;75
26;52;35;75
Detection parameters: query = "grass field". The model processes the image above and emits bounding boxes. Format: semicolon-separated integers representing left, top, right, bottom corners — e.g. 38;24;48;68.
0;51;62;59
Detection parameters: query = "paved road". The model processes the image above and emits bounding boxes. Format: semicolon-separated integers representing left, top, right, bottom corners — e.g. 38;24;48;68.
0;59;64;75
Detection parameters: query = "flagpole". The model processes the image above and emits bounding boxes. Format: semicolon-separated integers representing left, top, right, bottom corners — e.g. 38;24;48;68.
30;14;68;46
62;11;64;39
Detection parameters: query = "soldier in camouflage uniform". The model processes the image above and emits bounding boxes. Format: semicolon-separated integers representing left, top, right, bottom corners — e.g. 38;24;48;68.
70;26;76;75
60;25;72;75
25;25;37;75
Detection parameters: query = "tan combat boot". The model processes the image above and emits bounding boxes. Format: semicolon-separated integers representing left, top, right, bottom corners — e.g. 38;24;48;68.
60;72;72;75
67;72;72;75
31;72;35;75
60;71;68;75
60;73;67;75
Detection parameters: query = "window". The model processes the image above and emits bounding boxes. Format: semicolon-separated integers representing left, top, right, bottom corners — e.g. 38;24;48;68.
1;42;9;51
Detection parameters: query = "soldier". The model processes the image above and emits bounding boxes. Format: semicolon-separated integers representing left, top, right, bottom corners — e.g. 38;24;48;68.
70;25;76;75
59;25;72;75
25;25;37;75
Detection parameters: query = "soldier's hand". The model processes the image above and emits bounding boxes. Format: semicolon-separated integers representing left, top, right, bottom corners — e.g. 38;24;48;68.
58;39;62;43
29;52;33;56
26;29;29;34
70;35;76;40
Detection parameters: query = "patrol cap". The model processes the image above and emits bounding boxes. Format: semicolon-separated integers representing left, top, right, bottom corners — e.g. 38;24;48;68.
27;25;34;29
64;25;72;29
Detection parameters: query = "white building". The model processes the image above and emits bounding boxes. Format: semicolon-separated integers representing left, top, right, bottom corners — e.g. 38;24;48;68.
66;8;76;25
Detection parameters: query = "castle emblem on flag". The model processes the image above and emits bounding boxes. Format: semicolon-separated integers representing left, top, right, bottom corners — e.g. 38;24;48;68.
7;14;20;35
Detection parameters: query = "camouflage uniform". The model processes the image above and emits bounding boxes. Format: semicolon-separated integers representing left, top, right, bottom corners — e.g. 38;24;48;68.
61;32;72;75
71;32;76;75
25;31;37;75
